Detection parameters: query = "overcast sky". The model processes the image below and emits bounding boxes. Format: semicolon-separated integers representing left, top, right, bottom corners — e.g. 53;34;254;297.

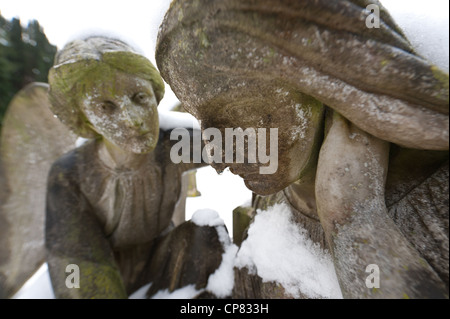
1;0;171;61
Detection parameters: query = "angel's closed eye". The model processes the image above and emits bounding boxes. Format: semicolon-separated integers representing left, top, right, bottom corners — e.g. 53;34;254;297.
132;92;151;105
101;101;117;112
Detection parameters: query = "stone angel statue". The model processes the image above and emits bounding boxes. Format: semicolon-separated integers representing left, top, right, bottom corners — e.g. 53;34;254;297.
1;35;226;299
45;36;228;298
156;0;449;298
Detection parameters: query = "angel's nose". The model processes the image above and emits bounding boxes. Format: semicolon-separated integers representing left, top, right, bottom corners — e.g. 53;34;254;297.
121;101;146;129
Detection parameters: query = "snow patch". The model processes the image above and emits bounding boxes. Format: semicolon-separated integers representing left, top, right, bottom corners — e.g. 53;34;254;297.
75;137;91;148
12;263;55;299
234;203;343;299
128;283;152;299
130;213;236;299
291;104;312;141
205;222;237;298
131;282;204;300
189;209;238;298
191;209;225;227
151;284;203;299
206;243;238;298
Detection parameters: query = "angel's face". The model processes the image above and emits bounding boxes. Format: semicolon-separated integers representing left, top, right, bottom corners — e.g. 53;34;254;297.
79;70;159;154
189;86;324;195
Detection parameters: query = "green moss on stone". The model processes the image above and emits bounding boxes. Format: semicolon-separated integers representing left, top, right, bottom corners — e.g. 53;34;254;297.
194;28;210;48
431;65;449;101
380;59;390;67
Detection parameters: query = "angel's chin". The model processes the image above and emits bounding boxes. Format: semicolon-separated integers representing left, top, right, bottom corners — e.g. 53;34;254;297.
119;142;155;155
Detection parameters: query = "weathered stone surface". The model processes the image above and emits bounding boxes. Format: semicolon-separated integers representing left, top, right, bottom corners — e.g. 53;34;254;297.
186;170;202;197
156;0;448;150
315;113;447;298
232;206;255;247
387;160;449;290
45;36;215;298
385;147;449;207
385;147;449;291
142;221;225;298
233;267;295;299
49;37;164;140
172;172;189;227
0;83;77;298
156;0;449;299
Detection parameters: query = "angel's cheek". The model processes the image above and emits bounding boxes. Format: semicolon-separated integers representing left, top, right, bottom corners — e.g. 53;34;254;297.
82;108;127;144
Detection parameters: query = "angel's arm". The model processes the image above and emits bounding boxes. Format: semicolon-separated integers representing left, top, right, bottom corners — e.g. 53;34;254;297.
315;112;448;298
45;152;127;299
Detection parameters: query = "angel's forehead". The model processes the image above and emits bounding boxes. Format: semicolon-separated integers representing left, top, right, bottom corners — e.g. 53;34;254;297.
80;71;153;98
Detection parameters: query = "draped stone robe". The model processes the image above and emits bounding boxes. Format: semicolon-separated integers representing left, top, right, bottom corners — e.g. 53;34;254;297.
45;129;207;298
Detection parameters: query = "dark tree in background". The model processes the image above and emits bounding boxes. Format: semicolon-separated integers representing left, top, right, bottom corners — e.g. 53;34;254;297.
0;14;57;127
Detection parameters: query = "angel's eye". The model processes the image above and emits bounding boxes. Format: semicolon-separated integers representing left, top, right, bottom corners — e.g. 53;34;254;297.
133;92;150;105
100;101;117;112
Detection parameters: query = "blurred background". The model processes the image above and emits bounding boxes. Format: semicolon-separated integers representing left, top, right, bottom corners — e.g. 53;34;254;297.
0;0;448;298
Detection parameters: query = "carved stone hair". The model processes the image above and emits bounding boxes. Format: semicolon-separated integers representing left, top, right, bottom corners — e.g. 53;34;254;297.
48;36;165;138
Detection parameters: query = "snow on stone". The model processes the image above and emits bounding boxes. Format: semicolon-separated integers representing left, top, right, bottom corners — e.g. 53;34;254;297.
131;210;238;299
291;104;312;141
188;209;238;298
128;283;152;299
381;0;449;72
158;110;201;130
234;203;343;299
129;220;238;299
12;263;55;299
205;221;238;298
131;283;204;299
52;58;79;69
75;137;91;148
11;0;448;300
64;29;146;57
190;209;225;227
206;243;238;298
151;284;203;299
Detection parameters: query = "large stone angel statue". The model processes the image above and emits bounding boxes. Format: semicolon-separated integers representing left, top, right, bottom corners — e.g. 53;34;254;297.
1;36;225;299
156;0;449;298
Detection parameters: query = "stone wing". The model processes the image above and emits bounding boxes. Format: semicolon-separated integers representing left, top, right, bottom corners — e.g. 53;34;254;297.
0;83;77;298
